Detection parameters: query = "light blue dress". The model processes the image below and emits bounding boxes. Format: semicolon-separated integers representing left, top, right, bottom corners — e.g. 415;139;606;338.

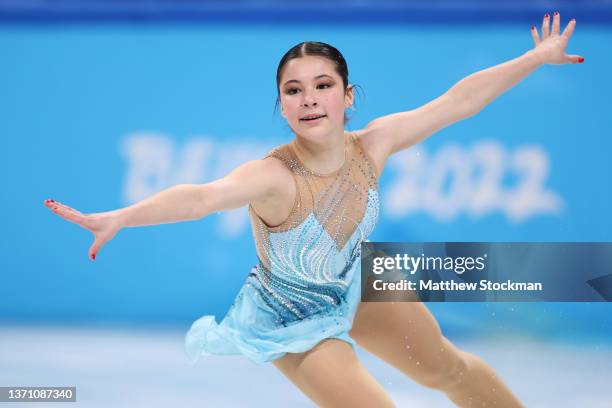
185;132;380;364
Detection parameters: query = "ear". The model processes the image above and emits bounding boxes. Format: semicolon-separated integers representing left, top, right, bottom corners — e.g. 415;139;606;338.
344;84;355;109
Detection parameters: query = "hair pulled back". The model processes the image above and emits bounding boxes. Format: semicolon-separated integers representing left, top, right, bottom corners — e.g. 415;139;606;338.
274;41;362;125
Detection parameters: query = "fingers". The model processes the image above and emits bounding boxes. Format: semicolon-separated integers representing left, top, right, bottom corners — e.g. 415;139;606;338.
565;54;585;64
45;200;76;220
44;199;105;261
562;18;576;39
551;11;560;36
44;199;89;227
47;200;82;217
89;238;103;261
530;25;540;46
540;11;575;39
44;199;77;215
541;12;550;40
88;233;111;261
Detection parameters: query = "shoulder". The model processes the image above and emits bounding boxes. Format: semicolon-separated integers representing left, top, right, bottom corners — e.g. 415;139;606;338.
250;145;296;200
260;143;294;174
250;148;293;175
350;127;391;178
248;146;298;220
221;146;294;199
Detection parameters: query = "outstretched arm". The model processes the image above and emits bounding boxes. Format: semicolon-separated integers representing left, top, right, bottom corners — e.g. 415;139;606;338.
112;158;281;227
452;12;583;113
44;158;284;261
362;11;583;159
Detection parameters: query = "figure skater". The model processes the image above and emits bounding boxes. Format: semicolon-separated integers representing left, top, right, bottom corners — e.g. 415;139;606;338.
44;12;582;407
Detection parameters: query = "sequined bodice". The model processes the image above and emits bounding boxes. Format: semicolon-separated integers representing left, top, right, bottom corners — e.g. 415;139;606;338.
246;132;380;326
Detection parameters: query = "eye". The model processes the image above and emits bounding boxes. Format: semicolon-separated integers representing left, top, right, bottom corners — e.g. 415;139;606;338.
285;82;333;95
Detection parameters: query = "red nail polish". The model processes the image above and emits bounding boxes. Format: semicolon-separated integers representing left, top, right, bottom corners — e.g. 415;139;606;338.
531;26;535;30
578;57;584;63
545;13;549;18
554;11;558;16
92;254;96;260
50;199;55;203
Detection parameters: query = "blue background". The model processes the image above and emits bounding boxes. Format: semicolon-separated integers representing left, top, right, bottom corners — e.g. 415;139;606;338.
1;2;611;346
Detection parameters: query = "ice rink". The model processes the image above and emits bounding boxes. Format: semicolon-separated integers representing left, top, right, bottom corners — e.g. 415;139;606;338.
1;325;611;407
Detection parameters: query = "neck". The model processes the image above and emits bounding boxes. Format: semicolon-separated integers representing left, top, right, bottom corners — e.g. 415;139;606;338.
292;130;348;174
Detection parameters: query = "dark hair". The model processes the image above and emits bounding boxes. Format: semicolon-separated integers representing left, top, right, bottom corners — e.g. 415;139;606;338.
274;41;363;125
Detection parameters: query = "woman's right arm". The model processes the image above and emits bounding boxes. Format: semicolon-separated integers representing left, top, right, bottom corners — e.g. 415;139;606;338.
115;158;282;227
44;158;285;260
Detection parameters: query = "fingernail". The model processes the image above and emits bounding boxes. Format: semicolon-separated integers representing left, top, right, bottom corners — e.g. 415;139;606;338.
578;57;584;63
531;25;535;30
545;13;549;18
554;11;558;16
571;18;576;22
91;254;96;260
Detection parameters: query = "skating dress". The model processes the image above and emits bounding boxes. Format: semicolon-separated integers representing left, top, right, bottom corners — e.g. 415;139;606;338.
185;131;380;364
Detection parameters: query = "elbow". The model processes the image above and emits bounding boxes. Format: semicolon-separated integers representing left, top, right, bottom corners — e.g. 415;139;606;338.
448;90;480;119
458;96;481;118
464;100;482;118
192;183;213;220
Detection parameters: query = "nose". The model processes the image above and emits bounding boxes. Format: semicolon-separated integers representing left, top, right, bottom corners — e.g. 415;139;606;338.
302;90;317;107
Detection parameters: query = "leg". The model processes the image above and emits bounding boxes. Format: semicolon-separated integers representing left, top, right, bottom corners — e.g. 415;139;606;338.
349;301;525;407
272;338;396;408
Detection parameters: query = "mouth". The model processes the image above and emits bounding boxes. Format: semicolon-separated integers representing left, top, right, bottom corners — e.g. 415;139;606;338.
300;115;327;122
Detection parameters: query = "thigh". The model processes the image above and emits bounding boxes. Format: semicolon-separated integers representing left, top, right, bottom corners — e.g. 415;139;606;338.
272;338;395;408
349;301;466;389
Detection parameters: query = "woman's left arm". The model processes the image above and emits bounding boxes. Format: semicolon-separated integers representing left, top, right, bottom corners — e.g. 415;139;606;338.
456;12;583;112
363;12;583;158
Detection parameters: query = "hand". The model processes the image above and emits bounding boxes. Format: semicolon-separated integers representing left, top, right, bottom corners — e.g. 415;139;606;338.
43;199;123;261
530;11;584;65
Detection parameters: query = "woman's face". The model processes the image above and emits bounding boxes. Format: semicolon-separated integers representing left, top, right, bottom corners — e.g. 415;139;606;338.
279;55;353;138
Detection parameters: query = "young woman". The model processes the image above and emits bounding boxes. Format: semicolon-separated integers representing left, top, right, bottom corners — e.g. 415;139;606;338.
44;12;581;407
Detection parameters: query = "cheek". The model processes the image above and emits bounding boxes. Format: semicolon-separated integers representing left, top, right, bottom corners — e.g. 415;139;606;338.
281;99;299;117
326;94;347;118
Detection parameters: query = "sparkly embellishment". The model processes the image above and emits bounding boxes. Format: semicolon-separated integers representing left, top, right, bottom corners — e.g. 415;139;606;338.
245;131;380;325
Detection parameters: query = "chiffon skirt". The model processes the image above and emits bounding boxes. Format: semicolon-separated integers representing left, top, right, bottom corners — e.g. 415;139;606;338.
184;262;362;364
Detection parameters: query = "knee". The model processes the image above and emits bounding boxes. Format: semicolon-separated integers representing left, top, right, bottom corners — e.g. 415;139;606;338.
417;347;470;392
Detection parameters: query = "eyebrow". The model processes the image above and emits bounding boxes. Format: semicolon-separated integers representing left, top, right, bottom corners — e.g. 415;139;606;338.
283;74;334;87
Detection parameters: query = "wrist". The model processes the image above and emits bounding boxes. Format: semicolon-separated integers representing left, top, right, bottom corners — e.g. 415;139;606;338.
106;208;130;229
526;49;546;66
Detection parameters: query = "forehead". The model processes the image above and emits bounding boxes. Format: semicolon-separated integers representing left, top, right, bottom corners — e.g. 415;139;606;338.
280;56;338;83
